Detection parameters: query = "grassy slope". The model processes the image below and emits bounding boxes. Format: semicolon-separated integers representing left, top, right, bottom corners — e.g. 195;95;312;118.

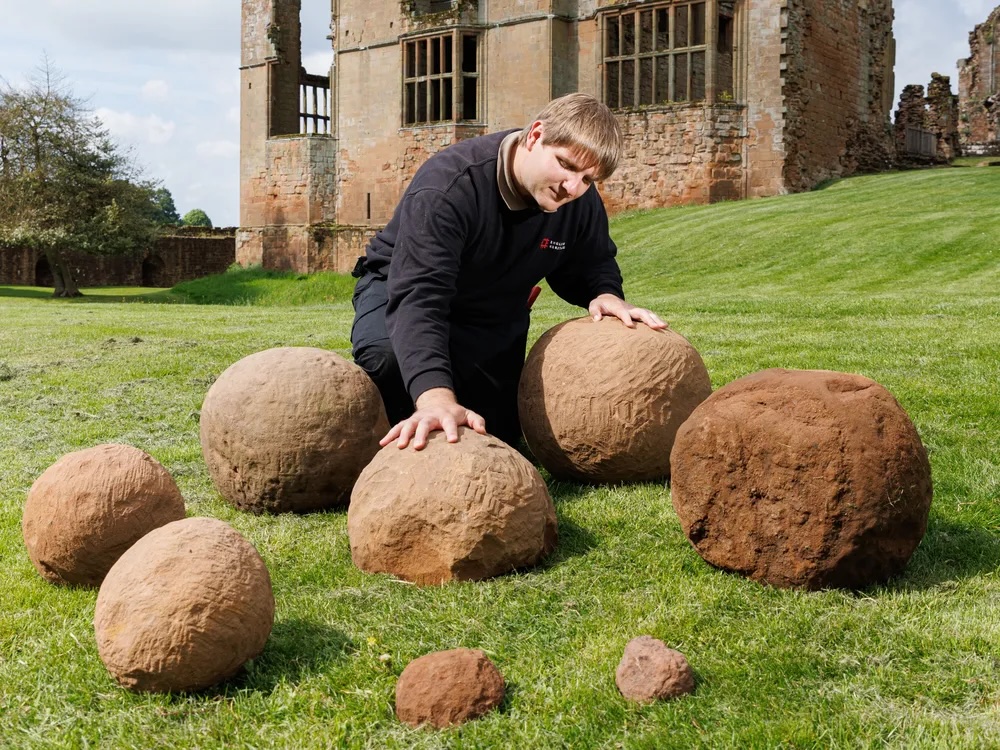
0;166;998;749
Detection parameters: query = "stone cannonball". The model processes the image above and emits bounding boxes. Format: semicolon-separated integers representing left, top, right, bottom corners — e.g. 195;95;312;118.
94;516;275;693
615;636;695;703
395;648;505;728
347;428;557;585
200;346;389;513
22;444;186;587
518;317;713;482
670;369;933;590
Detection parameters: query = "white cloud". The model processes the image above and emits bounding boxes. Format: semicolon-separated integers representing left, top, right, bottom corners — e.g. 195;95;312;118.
196;140;239;159
95;107;176;146
226;106;240;124
140;79;169;101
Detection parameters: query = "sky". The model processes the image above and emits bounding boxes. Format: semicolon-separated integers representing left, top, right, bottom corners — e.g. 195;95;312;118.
1;0;996;228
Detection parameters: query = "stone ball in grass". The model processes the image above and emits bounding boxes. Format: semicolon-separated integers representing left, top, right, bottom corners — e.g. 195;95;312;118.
670;368;933;590
22;443;186;587
348;428;557;585
94;516;274;693
396;648;505;728
518;317;712;483
200;346;389;514
616;636;695;703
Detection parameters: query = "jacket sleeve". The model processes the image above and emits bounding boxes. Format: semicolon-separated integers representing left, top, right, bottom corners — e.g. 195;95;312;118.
545;191;625;308
385;187;468;402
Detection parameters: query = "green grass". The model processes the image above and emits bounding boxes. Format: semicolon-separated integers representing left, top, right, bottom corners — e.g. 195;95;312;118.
1;165;999;748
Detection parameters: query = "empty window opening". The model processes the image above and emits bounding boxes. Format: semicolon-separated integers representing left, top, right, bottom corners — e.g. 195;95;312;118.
602;1;736;108
403;31;480;125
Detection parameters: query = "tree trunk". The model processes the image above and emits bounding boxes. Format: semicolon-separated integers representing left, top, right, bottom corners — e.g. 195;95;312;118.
45;248;82;298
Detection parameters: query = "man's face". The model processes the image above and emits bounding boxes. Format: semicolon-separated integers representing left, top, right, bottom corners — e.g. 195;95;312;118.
516;122;600;212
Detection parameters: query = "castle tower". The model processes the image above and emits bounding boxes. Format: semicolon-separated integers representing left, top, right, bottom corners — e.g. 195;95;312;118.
238;0;355;273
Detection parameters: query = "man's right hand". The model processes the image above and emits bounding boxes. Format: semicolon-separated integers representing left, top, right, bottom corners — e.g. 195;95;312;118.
380;387;487;450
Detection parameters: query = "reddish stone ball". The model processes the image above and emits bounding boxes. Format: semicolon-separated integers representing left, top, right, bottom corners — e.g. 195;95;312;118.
348;428;557;585
94;516;275;693
519;317;712;482
22;444;186;587
395;648;505;728
670;369;933;589
616;636;695;702
200;346;388;513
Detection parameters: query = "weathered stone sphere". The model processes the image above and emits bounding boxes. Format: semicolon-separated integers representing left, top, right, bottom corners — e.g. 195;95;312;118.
670;369;933;590
22;444;186;587
200;346;389;513
616;636;695;703
348;428;557;585
94;516;274;693
518;317;712;482
396;648;505;728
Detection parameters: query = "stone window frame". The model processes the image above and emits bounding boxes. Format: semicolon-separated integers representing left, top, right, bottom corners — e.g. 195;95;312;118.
401;29;481;126
600;0;737;109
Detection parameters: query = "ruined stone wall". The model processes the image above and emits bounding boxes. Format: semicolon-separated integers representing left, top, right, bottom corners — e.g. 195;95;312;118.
601;105;745;214
958;5;1000;155
894;84;928;156
779;0;894;191
743;0;787;198
926;73;960;161
0;230;236;288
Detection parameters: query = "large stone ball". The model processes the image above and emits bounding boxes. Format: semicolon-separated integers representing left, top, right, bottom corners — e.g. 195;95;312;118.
395;648;505;728
22;444;186;587
200;346;389;513
348;428;557;585
94;516;274;693
670;369;933;590
518;317;712;483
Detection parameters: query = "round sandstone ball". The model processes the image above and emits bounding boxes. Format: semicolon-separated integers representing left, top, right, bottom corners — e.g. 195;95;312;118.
348;428;557;585
22;444;186;587
94;516;274;693
200;346;389;513
670;369;933;590
616;636;695;702
396;648;505;728
518;317;712;483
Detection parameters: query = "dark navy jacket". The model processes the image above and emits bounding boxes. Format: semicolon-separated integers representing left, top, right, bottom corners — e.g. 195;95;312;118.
363;129;624;402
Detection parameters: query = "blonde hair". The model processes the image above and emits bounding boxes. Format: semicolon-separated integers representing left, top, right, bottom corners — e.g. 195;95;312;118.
519;93;623;181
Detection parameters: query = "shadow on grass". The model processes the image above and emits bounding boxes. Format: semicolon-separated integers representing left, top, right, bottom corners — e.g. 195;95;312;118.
218;617;355;695
886;517;1000;591
0;285;180;303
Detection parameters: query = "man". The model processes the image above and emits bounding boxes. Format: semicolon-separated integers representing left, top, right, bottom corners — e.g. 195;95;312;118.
351;93;666;451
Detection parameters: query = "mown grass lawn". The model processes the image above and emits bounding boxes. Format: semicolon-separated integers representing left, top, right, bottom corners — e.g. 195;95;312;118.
1;165;998;749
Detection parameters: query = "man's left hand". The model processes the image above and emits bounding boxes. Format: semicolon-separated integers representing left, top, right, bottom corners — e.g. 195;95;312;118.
588;293;668;330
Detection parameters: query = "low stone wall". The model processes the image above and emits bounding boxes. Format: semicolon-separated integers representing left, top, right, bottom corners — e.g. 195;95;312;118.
0;228;236;288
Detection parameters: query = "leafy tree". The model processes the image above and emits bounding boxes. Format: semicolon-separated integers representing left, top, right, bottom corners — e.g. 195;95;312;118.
151;187;181;226
0;60;159;297
181;208;212;228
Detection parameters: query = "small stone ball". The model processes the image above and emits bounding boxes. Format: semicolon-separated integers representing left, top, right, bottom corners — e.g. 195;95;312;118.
22;444;186;587
518;317;712;483
396;648;505;728
200;346;389;513
670;369;933;589
94;516;274;693
615;636;695;702
348;428;557;585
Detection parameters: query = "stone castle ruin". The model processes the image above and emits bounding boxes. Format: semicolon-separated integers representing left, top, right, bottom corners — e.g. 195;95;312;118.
958;4;1000;156
239;0;896;274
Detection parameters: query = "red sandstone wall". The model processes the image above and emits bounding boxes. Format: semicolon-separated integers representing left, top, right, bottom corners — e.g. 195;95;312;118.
602;105;745;214
0;231;236;288
958;5;1000;155
780;0;894;191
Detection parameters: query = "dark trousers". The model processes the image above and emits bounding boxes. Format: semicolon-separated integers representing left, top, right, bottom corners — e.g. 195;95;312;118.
350;275;528;447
